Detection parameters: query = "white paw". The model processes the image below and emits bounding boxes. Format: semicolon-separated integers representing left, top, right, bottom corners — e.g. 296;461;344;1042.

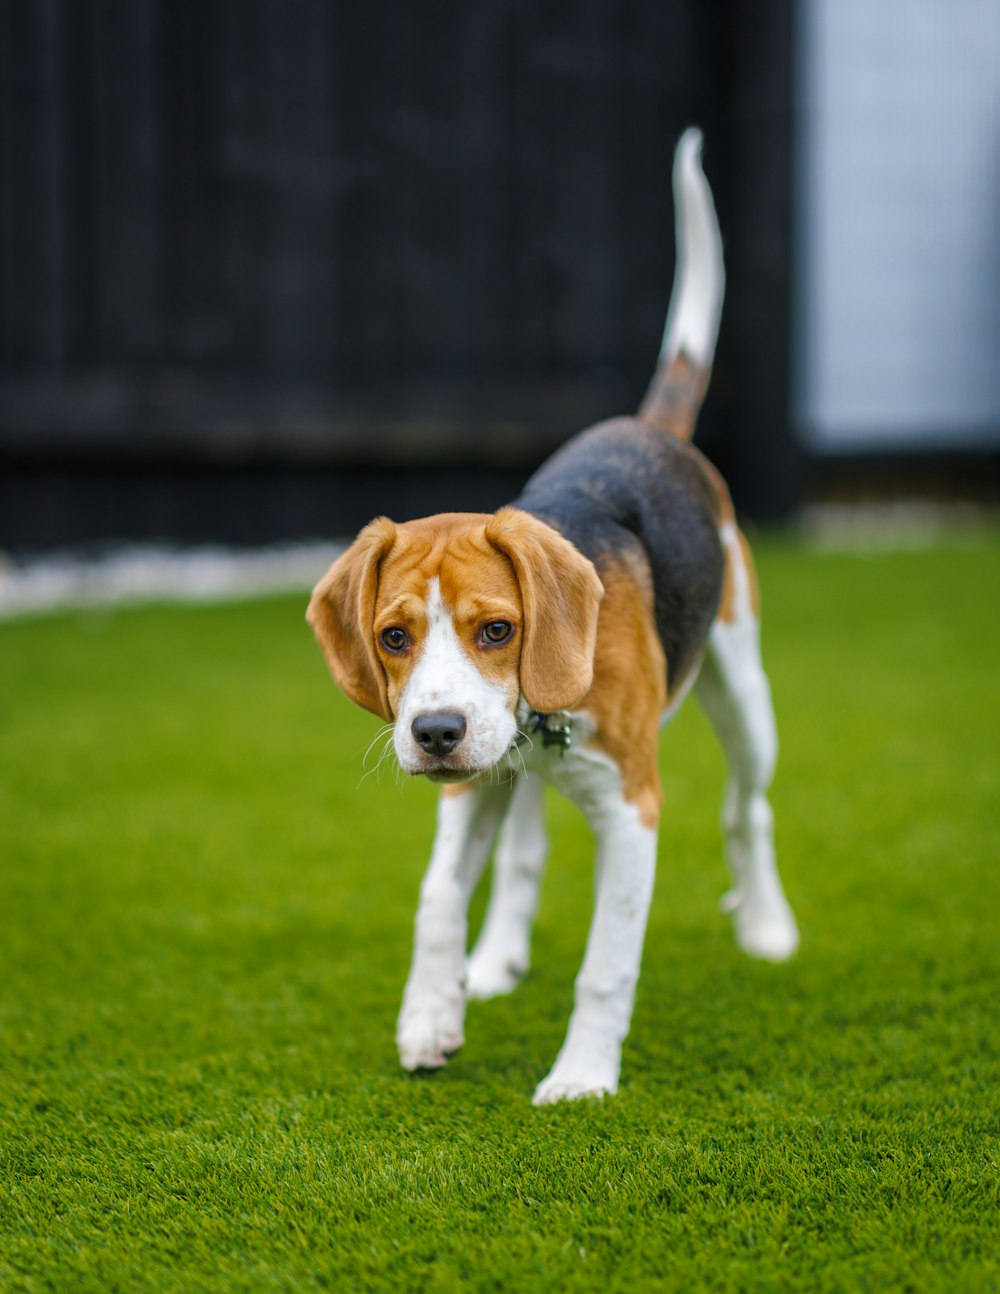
466;947;527;1000
532;1071;616;1106
396;995;465;1071
722;890;799;962
532;1048;620;1106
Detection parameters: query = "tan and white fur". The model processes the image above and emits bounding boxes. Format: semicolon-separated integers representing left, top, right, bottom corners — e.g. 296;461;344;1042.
308;130;798;1105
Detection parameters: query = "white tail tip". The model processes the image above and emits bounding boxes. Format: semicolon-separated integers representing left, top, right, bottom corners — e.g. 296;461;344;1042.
659;128;725;369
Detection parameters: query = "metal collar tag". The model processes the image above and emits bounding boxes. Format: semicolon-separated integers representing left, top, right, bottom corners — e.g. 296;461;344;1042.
514;709;573;753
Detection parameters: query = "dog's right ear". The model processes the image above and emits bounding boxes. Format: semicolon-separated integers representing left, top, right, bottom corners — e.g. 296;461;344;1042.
307;517;397;721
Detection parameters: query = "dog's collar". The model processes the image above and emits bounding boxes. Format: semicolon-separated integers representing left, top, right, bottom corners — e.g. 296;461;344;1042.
512;709;574;754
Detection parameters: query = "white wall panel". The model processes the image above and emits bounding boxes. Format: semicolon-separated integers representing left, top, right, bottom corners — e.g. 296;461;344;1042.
796;0;1000;450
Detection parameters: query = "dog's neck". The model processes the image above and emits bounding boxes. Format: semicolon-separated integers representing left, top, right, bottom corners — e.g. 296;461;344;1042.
512;707;574;754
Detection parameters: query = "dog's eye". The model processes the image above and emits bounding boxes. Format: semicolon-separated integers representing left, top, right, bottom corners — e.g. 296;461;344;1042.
380;627;409;653
481;620;513;646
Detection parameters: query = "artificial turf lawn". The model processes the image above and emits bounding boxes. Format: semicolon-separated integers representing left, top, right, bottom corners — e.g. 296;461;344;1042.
1;536;998;1293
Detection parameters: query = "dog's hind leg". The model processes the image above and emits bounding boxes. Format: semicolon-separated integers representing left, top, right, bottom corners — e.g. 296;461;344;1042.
397;780;511;1071
696;527;799;961
467;773;548;1000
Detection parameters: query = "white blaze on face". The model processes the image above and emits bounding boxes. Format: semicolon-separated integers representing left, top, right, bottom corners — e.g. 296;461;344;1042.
393;578;518;776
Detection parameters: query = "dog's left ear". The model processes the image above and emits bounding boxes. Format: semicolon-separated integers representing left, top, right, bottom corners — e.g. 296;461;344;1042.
486;507;604;713
307;517;397;721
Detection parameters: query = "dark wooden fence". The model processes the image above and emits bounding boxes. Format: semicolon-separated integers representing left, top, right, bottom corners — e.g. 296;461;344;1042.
0;0;796;548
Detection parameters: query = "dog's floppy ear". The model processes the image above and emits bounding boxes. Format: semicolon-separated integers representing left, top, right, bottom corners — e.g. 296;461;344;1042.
486;507;604;713
307;517;397;721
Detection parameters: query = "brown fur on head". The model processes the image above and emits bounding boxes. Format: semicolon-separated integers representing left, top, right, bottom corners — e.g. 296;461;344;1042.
307;509;604;732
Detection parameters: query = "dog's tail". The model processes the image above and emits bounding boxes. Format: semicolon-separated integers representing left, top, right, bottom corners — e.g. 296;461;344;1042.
638;128;724;442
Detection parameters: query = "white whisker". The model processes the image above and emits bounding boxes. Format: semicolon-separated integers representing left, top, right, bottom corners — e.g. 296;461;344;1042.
362;723;395;767
358;727;398;787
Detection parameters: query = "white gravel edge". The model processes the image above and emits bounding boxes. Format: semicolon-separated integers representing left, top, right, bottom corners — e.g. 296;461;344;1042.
0;542;344;620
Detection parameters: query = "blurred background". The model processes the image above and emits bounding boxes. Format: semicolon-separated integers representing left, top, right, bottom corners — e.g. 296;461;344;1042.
1;0;998;552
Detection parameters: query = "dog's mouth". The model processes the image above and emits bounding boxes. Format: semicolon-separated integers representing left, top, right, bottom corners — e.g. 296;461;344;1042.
396;744;499;783
421;766;481;785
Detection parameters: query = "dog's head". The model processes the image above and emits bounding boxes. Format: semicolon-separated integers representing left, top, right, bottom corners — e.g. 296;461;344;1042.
308;508;603;782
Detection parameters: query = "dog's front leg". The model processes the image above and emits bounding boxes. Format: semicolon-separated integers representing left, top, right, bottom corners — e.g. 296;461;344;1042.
467;772;548;999
534;757;659;1105
397;780;510;1071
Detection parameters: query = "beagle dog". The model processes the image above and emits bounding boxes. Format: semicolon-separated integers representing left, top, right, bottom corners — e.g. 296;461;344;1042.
308;130;799;1104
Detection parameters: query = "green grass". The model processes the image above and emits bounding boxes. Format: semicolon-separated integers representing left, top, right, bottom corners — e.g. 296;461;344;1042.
1;536;998;1292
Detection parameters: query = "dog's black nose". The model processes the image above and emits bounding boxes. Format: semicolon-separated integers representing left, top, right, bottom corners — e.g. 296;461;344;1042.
412;711;467;757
